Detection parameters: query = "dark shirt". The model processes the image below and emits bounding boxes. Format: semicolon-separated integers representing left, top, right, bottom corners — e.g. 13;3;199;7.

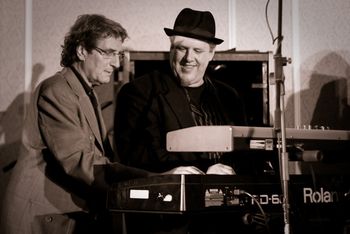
70;66;113;157
70;66;99;122
115;68;248;173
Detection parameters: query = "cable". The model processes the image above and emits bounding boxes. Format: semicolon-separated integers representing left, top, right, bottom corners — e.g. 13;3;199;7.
265;0;284;57
265;0;277;44
239;190;272;234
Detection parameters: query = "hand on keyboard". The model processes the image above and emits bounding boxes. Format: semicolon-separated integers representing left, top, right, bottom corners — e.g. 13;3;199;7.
162;166;205;175
206;163;236;175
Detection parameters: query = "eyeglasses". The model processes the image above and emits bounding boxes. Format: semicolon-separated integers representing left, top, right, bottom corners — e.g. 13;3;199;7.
92;46;125;60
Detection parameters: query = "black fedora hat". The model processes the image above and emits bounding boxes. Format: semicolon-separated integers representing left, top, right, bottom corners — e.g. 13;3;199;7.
164;8;223;45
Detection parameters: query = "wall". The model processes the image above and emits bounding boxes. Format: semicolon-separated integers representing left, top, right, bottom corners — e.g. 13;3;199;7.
0;0;26;211
295;1;350;130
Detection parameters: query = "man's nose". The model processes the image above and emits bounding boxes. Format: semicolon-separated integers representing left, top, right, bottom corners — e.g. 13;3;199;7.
110;55;120;69
184;49;195;61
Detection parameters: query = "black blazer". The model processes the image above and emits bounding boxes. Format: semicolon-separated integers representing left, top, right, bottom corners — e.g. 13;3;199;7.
115;67;247;173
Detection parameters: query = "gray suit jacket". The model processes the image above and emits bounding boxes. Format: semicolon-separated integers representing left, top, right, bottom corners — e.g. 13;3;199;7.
0;67;149;234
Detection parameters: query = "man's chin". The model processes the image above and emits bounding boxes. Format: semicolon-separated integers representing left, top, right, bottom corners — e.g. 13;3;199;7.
100;77;111;84
180;77;204;87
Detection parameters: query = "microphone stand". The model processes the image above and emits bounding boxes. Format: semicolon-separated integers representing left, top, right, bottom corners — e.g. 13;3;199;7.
274;0;290;233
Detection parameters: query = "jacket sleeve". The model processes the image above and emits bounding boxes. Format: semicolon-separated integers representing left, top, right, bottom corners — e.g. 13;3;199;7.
37;81;110;186
114;80;153;166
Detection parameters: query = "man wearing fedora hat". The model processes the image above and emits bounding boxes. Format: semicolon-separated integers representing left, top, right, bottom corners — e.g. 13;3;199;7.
115;7;247;177
114;8;261;234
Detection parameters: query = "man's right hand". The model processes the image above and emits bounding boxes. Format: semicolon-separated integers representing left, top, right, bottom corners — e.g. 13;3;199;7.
163;166;205;175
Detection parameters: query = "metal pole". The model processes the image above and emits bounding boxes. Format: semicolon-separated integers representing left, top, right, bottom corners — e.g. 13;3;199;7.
274;0;290;233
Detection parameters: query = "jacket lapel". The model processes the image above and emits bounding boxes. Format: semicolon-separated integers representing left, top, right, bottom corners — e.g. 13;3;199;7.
158;72;195;128
92;89;107;139
63;68;104;150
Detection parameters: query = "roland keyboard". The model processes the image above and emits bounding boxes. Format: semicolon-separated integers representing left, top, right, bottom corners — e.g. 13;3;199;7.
166;126;350;161
107;174;350;234
107;174;350;214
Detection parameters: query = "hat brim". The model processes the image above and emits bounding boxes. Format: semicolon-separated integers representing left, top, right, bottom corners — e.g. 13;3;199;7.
164;28;223;45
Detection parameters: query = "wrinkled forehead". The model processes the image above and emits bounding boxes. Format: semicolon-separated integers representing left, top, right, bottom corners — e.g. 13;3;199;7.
95;36;123;50
171;35;212;50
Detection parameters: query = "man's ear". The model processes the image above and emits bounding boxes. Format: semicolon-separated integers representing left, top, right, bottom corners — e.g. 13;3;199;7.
209;51;215;61
76;45;87;61
208;46;216;61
